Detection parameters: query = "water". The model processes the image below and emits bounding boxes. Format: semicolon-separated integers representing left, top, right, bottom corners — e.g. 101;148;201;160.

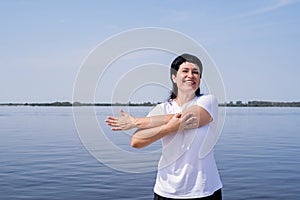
0;106;300;200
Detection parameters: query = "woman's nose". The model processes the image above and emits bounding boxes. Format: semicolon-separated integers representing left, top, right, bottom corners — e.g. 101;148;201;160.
187;71;193;77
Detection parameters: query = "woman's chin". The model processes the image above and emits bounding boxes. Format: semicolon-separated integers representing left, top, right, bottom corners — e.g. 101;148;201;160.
180;87;197;94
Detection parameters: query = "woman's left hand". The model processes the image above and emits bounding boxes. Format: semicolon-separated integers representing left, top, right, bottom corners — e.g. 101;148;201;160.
105;109;136;131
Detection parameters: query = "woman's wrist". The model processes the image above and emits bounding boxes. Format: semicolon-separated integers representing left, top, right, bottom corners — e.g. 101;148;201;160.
133;117;141;129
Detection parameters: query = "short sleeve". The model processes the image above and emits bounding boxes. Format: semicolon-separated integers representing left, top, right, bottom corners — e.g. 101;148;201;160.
196;94;218;121
147;103;165;117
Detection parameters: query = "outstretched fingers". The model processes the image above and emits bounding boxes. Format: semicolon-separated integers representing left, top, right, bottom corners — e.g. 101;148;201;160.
111;126;125;131
105;116;120;128
104;109;136;131
120;109;127;116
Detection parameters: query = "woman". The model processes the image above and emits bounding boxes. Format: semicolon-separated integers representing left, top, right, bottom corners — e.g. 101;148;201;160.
105;53;222;200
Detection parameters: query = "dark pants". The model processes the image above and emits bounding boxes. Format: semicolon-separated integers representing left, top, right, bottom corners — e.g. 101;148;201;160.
153;189;222;200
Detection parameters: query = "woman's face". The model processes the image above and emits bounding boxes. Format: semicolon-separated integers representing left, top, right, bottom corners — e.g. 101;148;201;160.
172;62;201;95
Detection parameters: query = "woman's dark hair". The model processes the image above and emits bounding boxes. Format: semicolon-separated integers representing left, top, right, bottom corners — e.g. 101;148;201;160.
169;53;203;100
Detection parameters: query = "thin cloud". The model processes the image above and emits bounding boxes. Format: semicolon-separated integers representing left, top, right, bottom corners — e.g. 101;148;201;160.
247;0;298;15
232;0;299;19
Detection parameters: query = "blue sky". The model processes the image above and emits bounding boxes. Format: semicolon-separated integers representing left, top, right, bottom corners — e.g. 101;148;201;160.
1;0;300;103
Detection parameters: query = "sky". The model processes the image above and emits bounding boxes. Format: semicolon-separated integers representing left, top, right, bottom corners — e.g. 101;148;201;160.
1;0;300;103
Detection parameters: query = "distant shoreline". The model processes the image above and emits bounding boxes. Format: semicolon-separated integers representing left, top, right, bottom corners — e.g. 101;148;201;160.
1;101;300;107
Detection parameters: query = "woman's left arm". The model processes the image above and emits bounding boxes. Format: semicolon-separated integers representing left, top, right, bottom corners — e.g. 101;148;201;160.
105;109;174;131
105;105;212;131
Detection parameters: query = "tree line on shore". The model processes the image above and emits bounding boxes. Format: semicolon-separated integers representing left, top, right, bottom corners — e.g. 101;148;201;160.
1;101;300;107
220;101;300;107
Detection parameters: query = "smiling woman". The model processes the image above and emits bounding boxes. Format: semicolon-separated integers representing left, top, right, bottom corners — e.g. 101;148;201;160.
169;53;202;105
105;54;222;200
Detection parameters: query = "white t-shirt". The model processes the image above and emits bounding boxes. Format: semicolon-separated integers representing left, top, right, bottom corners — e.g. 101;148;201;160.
148;94;222;199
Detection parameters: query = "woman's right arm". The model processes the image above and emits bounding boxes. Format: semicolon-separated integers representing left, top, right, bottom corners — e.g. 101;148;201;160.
130;113;182;148
131;112;198;148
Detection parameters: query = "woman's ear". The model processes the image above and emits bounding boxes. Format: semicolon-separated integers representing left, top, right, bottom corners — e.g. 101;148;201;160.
172;74;177;84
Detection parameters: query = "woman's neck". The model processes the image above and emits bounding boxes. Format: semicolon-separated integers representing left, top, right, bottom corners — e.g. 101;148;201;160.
175;93;196;107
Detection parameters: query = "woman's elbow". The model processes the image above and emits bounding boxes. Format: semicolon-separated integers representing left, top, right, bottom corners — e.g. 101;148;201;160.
130;137;145;149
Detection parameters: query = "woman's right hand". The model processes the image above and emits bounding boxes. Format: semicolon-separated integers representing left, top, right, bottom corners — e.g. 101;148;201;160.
180;113;198;130
165;112;198;133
